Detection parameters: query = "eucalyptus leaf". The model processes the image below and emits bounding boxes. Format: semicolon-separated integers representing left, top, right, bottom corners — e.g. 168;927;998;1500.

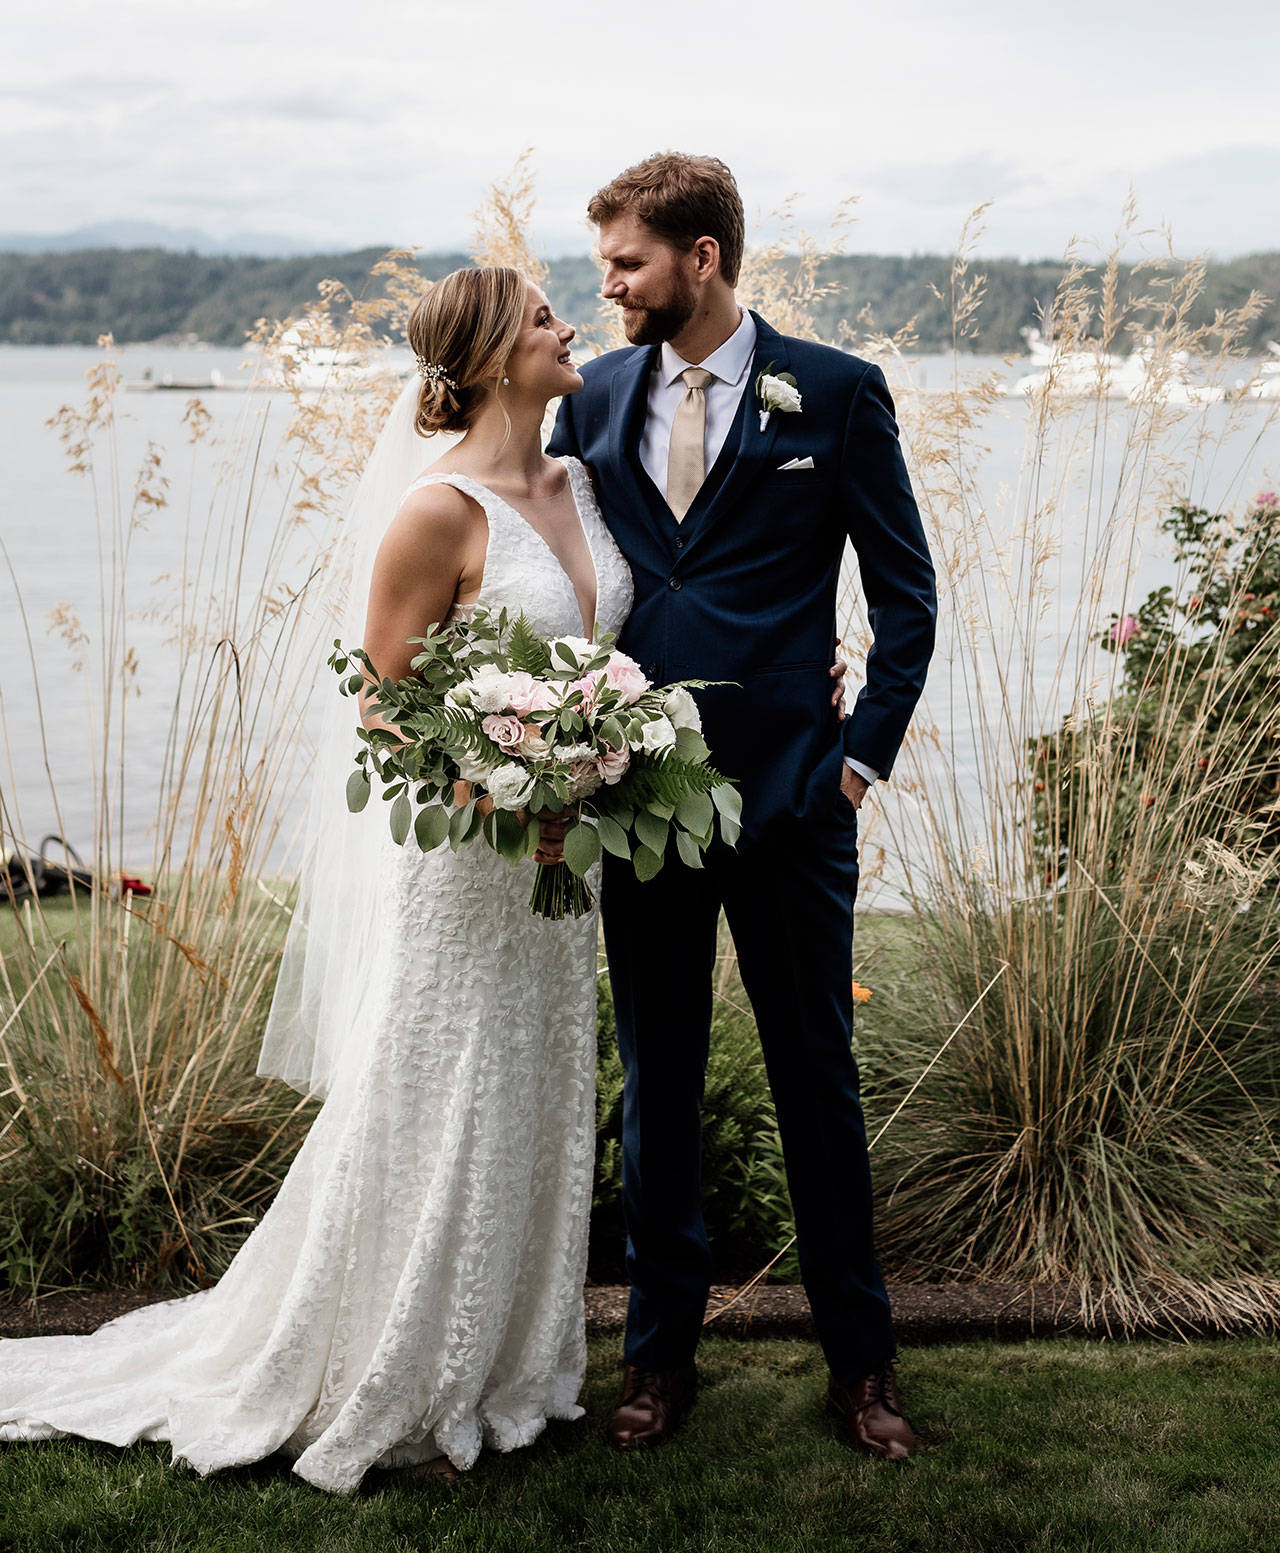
389;793;412;846
675;829;705;870
414;804;451;852
673;727;710;762
563;821;602;878
596;814;632;859
676;791;714;836
711;783;743;822
345;770;371;813
494;807;527;861
448;800;477;850
634;845;665;882
634;809;669;856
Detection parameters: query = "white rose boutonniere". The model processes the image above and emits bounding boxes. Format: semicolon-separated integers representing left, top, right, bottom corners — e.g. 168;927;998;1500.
755;365;802;431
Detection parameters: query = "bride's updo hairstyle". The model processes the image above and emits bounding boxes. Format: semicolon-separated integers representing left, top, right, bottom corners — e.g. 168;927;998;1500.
407;266;526;437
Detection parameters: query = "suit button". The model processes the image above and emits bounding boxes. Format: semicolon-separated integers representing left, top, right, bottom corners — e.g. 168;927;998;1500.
668;577;682;591
673;536;686;550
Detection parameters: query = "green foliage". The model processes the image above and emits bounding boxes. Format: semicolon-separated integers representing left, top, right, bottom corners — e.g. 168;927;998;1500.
506;613;553;676
1030;494;1280;882
5;246;1280;352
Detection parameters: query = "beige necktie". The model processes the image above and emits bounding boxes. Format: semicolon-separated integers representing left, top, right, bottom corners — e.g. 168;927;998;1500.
666;367;714;521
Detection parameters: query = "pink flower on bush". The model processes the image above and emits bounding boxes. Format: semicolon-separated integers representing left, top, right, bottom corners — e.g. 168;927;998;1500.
604;651;650;704
1255;490;1278;508
1110;615;1139;647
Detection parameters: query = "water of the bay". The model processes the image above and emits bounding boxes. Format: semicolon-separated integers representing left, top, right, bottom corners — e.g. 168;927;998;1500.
1;342;1275;900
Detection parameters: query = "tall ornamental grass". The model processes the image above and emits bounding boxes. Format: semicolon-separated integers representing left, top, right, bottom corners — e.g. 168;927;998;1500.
847;212;1280;1329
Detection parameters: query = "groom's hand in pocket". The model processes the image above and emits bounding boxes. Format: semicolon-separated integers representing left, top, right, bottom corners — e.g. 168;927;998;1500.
840;764;870;810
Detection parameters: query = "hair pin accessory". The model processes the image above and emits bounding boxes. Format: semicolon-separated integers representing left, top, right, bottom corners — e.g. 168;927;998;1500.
416;358;459;391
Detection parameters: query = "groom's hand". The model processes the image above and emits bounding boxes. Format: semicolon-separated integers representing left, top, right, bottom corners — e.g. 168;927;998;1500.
840;764;870;810
829;657;848;721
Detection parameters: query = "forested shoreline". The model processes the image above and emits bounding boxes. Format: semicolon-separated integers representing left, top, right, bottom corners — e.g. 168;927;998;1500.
1;246;1277;353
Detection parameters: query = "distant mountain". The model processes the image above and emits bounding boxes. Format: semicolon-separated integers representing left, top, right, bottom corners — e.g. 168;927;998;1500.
0;222;323;257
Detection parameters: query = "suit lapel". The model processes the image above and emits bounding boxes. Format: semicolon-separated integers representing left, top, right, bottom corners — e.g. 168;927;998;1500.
679;312;789;556
603;344;674;543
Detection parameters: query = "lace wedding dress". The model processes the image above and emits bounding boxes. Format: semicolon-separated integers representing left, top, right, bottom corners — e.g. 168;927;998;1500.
0;456;633;1494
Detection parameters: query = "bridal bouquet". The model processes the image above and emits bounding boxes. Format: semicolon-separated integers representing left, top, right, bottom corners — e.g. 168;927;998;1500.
329;609;741;918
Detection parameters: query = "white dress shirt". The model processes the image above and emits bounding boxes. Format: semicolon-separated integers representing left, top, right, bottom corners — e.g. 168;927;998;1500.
637;308;879;788
639;308;757;497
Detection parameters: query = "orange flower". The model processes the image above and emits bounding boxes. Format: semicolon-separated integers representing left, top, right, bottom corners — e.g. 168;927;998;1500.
851;981;873;1004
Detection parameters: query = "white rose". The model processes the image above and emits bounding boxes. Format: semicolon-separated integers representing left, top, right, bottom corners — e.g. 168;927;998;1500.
457;750;497;783
548;634;593;668
555;743;596;765
485;761;536;811
465;662;515;714
663;686;701;733
638;715;678;755
759;373;802;413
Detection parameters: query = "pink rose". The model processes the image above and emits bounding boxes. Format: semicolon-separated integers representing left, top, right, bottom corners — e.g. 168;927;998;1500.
565;669;605;713
482;714;529;755
1110;615;1139;647
594;744;631;785
504;671;558;716
604;651;650;705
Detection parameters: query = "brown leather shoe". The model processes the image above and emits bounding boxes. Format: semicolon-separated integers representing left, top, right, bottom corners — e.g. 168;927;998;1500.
606;1363;697;1449
827;1361;916;1460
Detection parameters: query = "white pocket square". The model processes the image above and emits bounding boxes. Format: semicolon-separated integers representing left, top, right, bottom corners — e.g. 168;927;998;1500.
777;456;815;471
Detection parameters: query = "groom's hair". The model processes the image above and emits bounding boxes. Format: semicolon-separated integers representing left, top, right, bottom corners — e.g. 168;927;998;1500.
587;152;744;286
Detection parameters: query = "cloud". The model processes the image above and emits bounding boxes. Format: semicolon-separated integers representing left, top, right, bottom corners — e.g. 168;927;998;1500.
861;154;1030;209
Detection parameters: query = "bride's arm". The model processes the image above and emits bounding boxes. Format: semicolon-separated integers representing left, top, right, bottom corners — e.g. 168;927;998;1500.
357;484;481;741
355;485;568;867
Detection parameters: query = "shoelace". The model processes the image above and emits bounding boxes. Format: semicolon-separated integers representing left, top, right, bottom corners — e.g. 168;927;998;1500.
852;1365;903;1417
622;1368;677;1405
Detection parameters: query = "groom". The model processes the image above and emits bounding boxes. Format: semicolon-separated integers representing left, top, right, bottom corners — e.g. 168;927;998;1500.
548;153;936;1461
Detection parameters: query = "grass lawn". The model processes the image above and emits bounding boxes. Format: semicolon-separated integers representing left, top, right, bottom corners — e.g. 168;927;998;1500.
3;1335;1278;1552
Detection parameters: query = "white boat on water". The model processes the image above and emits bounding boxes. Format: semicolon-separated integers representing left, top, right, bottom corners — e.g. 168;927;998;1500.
1009;327;1145;399
1247;342;1280;400
1126;342;1226;406
1009;327;1224;404
269;324;405;392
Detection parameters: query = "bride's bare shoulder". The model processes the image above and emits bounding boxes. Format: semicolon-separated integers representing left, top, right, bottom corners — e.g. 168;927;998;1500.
391;476;484;536
372;479;486;579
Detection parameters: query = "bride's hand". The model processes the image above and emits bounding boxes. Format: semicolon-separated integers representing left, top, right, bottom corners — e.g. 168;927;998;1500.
455;781;573;864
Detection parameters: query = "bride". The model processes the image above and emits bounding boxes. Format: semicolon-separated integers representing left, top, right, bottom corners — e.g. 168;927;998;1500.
0;266;634;1493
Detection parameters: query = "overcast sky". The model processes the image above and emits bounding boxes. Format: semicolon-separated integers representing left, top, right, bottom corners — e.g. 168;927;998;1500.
6;0;1278;259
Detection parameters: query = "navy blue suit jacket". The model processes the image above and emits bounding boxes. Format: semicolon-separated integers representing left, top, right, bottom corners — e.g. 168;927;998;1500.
548;311;936;841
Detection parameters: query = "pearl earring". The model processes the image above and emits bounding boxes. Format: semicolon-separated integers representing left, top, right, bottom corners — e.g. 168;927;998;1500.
502;377;509;386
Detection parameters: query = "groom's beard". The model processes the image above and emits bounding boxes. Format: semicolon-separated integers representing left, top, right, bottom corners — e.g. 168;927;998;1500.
618;280;697;346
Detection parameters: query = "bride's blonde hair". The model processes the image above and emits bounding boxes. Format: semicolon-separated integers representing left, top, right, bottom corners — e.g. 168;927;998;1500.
407;266;526;437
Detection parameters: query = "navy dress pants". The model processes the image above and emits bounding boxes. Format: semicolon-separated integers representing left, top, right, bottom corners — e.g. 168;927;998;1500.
600;801;896;1387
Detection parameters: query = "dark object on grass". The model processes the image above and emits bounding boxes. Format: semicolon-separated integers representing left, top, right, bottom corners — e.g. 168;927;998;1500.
0;834;94;905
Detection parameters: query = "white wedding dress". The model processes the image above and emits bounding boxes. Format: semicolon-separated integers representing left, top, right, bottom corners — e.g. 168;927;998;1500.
0;456;634;1494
